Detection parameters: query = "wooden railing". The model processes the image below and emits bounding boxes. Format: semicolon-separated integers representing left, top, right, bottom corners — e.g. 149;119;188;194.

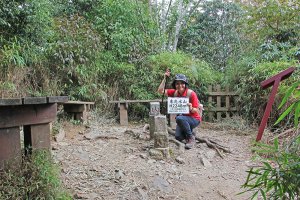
110;85;239;124
206;85;239;122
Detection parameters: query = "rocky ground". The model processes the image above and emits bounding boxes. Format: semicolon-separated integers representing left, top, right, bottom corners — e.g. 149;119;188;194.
52;117;257;200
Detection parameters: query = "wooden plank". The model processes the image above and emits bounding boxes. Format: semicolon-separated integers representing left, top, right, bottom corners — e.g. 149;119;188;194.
47;96;69;103
234;96;238;111
0;104;57;128
0;127;21;168
209;107;237;112
64;104;86;113
216;85;221;120
110;99;166;103
226;86;230;118
63;100;94;105
261;67;295;89
208;92;238;96
23;97;47;104
0;98;22;106
208;85;213;122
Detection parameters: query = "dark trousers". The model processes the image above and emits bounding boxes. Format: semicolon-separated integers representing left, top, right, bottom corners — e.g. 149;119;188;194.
175;115;200;141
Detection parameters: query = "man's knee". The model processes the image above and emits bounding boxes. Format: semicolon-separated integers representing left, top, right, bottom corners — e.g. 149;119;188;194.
176;115;185;124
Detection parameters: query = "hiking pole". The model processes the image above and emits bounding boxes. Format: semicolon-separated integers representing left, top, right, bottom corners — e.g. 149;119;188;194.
161;69;170;115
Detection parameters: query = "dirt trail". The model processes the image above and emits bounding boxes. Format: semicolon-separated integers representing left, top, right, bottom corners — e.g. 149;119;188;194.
52;118;255;200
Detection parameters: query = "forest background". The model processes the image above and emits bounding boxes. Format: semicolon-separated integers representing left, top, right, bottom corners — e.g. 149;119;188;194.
0;0;299;126
0;0;300;199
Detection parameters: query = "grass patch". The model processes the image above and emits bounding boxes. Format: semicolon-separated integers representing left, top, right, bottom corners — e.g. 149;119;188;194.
0;150;71;200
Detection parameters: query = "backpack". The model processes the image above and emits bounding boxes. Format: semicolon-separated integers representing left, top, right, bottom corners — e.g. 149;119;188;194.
174;89;204;117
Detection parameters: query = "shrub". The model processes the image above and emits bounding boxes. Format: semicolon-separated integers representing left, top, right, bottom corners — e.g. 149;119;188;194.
241;135;300;200
241;81;300;199
0;150;71;200
231;60;299;125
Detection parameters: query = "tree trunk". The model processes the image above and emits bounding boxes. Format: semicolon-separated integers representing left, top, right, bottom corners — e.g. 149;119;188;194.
172;0;184;52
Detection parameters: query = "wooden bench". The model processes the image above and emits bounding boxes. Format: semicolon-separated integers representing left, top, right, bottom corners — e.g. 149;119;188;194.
61;101;95;123
109;99;168;126
0;96;68;168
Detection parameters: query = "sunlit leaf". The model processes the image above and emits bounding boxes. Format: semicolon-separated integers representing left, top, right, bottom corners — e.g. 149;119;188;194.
294;101;300;127
275;103;295;125
278;82;296;109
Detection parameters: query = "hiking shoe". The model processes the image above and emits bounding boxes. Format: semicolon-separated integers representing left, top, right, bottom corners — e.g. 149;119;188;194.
175;136;186;144
185;135;195;149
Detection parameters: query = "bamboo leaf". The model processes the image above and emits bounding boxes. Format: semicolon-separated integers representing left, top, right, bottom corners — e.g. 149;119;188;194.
260;189;267;200
278;83;296;109
275;103;295;125
245;168;253;183
294;101;300;127
263;161;272;170
274;138;279;151
251;190;259;200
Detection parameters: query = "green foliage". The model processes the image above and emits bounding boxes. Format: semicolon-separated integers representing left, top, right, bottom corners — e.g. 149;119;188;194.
234;61;299;124
241;77;300;199
24;0;55;45
241;136;300;199
179;0;244;71
275;81;300;127
223;0;300;126
259;41;300;62
0;0;298;123
243;0;300;44
0;0;57;97
93;51;136;100
147;51;219;86
0;150;71;199
0;0;29;41
47;14;104;99
225;3;299;124
91;0;161;62
0;38;36;97
144;51;220;95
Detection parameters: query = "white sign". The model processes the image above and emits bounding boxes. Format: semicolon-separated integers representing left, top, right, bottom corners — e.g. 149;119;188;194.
167;97;189;114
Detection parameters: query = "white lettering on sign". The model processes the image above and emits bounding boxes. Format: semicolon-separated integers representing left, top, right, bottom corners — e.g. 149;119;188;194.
167;97;189;114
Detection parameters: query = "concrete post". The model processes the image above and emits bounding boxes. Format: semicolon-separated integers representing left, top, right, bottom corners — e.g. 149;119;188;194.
153;115;170;158
149;102;160;139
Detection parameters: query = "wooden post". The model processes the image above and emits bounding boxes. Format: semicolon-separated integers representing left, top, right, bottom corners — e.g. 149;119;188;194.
0;127;21;168
63;103;87;122
74;105;88;122
118;102;128;126
30;123;51;150
208;85;213;121
225;86;230;118
216;85;221;121
24;123;51;155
